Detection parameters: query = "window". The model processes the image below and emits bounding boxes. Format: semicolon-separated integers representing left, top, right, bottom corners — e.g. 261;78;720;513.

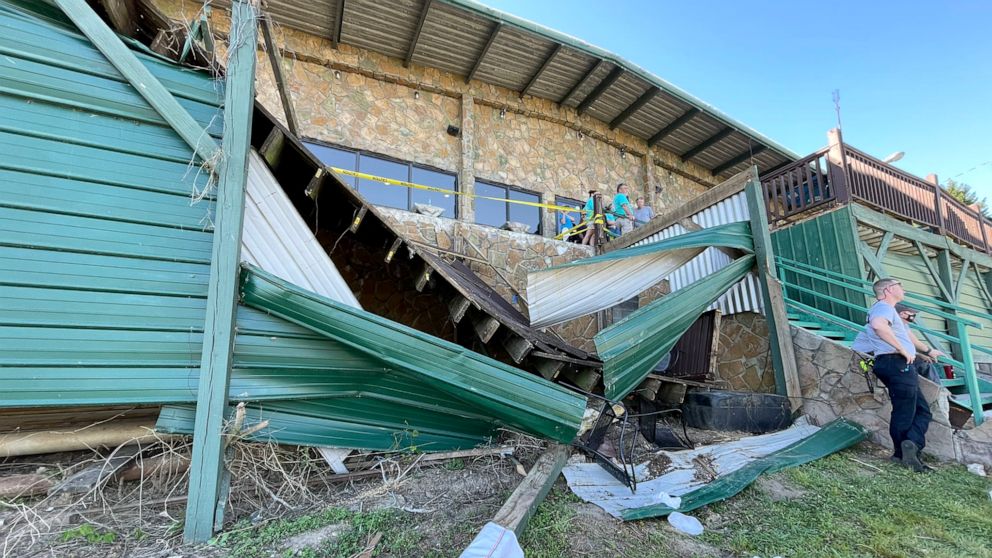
303;140;457;218
474;180;541;234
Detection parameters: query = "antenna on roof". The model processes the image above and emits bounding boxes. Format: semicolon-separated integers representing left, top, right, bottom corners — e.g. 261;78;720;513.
832;89;843;130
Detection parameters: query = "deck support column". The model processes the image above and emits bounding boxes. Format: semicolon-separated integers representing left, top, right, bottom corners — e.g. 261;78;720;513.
184;0;259;543
744;167;801;406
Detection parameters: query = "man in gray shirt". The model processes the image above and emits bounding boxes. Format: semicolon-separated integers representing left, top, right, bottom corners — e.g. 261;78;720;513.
864;278;936;472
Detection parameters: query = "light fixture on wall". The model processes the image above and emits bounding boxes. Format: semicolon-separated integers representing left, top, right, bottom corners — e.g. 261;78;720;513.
334;70;341;79
499;107;506;119
620;147;626;160
446;125;461;137
414;90;420;100
577;130;584;140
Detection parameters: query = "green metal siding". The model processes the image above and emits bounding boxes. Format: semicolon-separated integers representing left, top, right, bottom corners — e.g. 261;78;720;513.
0;0;223;406
771;206;867;323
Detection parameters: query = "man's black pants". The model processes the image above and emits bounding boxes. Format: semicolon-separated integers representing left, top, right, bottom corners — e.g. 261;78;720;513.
873;353;932;458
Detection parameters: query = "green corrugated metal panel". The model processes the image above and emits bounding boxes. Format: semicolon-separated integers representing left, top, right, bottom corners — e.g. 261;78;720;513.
239;265;586;444
771;207;867;323
0;0;222;407
549;221;754;270
157;401;497;452
598;255;756;400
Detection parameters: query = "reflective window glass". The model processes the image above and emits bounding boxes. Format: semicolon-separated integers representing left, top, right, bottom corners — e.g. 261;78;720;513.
411;167;457;218
475;181;508;228
303;142;357;188
508;189;541;234
357;154;408;210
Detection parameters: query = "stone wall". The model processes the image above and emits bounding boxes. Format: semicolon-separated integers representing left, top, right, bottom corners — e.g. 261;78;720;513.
714;312;776;392
153;0;716;234
793;326;992;466
377;208;599;351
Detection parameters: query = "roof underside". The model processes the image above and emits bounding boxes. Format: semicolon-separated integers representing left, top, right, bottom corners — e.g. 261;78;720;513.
226;0;796;178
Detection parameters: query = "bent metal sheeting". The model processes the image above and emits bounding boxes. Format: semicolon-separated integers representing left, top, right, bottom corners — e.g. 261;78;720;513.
597;255;756;400
238;265;587;444
527;221;754;328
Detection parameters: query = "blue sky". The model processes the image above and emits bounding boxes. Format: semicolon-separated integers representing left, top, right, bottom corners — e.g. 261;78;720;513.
481;0;992;201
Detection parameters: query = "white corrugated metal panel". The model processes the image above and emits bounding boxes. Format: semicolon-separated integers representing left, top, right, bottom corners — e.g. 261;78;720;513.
243;151;361;308
633;192;763;315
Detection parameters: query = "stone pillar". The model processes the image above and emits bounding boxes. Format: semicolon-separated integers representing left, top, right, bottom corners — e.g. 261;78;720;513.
458;95;476;222
643;151;658;211
541;191;556;238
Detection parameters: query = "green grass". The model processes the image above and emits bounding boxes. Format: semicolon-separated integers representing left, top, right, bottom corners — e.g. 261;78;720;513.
213;507;422;558
701;450;992;558
518;490;581;558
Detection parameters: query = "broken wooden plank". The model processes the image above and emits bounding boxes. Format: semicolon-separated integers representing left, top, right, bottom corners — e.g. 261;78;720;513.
504;335;535;364
561;368;600;392
259;11;300;136
50;445;143;495
646;373;718;389
492;444;569;536
259;127;286;168
534;358;564;381
385;237;404;263
448;294;471;324
531;351;602;368
472;315;500;343
317;447;352;475
707;310;722;379
0;474;54;498
349;206;368;234
414;262;434;292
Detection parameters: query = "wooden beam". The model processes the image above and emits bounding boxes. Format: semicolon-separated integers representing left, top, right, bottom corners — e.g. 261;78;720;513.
348;206;368;233
681;126;733;162
414;262;433;292
472;315;500;344
448;295;471;324
954;257;972;302
936;249;964;360
183;0;258;543
332;0;345;48
404;0;433;68
465;23;502;84
609;86;658;130
858;240;888;280
744;168;801;406
914;240;954;301
971;261;992;310
576;66;623;116
384;237;403;263
503;335;534;364
850;203;992;269
603;167;752;252
260;12;300;137
647;108;699;148
53;0;220;166
97;0;138;35
534;358;564;380
559;58;605;107
259;127;285;168
712;144;767;175
492;444;569;536
520;43;562;99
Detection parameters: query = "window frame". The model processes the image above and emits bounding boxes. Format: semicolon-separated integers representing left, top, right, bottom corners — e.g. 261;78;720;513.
302;138;458;218
473;178;543;235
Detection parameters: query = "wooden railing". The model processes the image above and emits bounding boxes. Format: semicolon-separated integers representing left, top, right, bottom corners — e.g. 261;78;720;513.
761;141;992;254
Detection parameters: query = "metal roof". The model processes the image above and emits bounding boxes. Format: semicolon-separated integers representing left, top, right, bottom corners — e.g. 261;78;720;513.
244;0;798;178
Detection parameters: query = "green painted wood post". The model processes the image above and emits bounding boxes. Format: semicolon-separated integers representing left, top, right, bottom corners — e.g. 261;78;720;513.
52;0;220;164
184;0;258;543
957;327;984;426
744;168;801;404
936;250;965;360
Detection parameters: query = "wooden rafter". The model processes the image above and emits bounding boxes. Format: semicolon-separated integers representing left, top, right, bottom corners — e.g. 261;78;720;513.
576;66;623;115
260;12;299;136
608;86;658;130
466;22;502;84
647;107;699;148
332;0;345;48
404;0;433;68
712;144;767;175
520;43;561;98
681;126;733;162
559;58;604;107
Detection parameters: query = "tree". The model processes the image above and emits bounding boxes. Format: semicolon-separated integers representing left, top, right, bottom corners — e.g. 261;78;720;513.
943;179;989;217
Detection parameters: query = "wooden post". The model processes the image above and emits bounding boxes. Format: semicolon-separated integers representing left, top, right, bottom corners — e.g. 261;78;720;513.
184;0;258;543
593;192;604;252
744;167;801;406
826;128;851;203
259;11;300;137
927;172;946;232
491;444;569;536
